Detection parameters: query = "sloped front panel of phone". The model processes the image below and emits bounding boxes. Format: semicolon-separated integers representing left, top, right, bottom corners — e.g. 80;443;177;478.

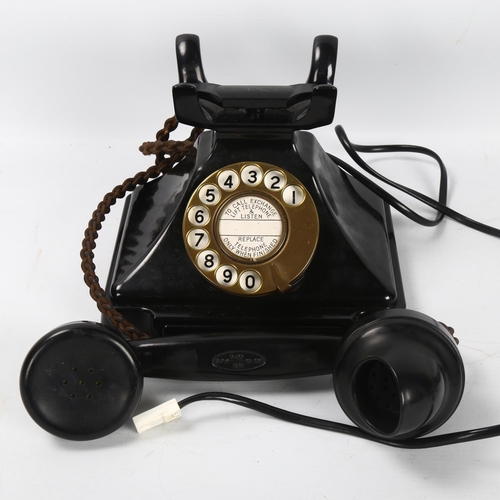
105;131;404;337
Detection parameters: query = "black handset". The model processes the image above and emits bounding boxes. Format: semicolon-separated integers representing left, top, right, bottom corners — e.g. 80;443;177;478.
19;34;500;446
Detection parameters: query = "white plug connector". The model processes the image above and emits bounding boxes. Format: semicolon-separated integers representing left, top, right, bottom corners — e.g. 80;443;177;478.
133;398;182;434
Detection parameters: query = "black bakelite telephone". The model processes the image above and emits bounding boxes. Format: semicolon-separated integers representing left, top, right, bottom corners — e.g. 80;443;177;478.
20;34;500;447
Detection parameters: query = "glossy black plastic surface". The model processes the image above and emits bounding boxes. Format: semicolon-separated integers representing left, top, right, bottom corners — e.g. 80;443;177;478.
173;34;337;132
306;35;338;85
100;34;404;381
20;34;469;443
176;33;207;84
20;322;143;440
104;128;405;380
130;330;342;381
334;310;465;440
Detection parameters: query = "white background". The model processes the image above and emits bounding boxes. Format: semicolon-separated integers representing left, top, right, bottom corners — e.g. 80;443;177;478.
2;1;500;498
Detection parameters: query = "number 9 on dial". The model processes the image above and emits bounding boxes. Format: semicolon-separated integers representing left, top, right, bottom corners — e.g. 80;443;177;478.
215;265;238;287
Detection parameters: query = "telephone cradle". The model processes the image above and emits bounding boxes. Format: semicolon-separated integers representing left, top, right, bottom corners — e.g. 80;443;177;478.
20;34;467;443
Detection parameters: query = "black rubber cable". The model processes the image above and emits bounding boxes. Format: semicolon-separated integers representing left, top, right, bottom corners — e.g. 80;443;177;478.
178;392;500;448
332;125;500;237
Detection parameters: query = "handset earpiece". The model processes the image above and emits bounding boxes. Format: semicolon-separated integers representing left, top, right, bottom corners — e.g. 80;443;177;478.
20;322;143;440
334;309;465;441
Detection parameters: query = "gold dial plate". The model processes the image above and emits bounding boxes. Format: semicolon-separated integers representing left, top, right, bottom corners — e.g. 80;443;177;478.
182;162;319;295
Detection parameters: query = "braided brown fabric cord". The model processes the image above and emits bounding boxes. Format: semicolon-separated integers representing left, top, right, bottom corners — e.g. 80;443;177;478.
80;116;204;340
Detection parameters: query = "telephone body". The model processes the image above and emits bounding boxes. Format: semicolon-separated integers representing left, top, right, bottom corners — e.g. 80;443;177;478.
104;35;404;380
20;35;465;442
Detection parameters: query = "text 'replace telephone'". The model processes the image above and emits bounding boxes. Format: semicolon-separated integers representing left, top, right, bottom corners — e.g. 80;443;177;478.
19;34;500;448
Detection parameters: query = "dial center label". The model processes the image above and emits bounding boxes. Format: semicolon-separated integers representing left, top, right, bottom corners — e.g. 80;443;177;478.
217;195;284;260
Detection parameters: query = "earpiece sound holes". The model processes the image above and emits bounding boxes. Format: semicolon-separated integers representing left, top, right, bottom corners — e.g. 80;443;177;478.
61;365;103;401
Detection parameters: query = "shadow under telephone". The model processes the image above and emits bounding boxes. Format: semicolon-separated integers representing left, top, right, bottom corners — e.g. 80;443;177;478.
20;34;500;447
